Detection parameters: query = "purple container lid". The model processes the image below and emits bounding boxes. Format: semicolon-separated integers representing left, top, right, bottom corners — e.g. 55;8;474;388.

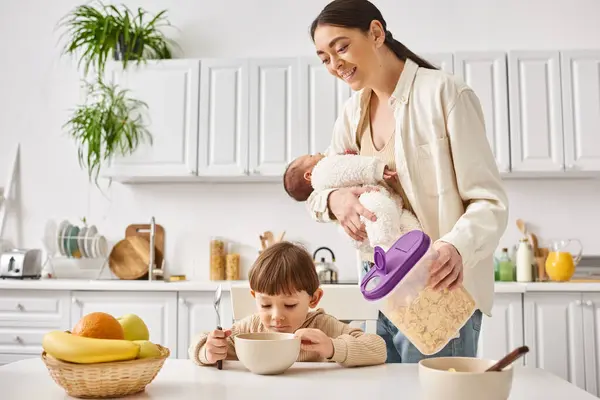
360;230;431;301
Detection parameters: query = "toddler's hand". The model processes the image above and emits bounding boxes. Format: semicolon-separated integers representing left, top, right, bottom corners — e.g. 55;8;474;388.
205;329;231;364
294;328;334;359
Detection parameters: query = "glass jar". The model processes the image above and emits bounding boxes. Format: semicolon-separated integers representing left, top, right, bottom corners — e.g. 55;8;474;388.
225;242;240;280
209;237;226;280
360;231;476;355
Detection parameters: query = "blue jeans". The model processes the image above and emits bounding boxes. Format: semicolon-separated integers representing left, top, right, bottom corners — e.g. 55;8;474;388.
362;262;482;363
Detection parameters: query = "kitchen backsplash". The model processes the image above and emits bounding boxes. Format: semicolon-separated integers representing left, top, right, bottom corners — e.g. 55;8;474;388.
17;177;598;282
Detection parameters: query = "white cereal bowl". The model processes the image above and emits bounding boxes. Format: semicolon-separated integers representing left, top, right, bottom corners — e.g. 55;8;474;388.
234;332;300;375
418;357;514;400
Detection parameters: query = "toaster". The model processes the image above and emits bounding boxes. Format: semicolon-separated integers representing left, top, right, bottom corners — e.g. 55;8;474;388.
0;249;43;279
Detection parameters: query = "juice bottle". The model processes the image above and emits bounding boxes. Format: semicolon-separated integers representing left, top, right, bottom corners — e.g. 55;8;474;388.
497;248;514;282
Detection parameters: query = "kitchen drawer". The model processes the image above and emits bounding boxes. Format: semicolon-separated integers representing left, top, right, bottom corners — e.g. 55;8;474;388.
0;327;47;354
0;352;39;366
0;290;70;320
0;290;71;327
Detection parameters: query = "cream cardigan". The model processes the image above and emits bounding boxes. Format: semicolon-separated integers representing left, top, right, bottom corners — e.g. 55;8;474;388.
306;58;509;316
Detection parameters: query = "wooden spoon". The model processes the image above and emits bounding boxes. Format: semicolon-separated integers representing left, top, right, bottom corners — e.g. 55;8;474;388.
259;235;267;251
516;219;527;236
485;346;529;372
277;231;286;242
263;231;274;247
528;233;539;257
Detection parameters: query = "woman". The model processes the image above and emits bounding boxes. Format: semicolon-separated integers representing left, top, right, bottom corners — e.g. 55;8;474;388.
306;0;509;363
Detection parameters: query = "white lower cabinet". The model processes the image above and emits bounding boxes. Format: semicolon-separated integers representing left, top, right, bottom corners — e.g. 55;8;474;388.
523;292;600;396
177;291;233;359
0;290;71;365
477;293;524;364
70;291;178;358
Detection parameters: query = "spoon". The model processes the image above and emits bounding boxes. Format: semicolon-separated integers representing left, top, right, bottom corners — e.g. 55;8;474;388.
214;284;223;370
516;219;527;236
485;346;529;372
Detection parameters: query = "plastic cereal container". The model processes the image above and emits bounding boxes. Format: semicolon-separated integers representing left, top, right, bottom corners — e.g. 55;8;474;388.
360;230;476;355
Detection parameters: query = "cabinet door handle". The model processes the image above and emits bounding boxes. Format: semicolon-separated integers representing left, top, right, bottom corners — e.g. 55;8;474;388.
72;298;79;305
586;300;593;306
15;303;24;311
575;300;582;305
179;298;186;306
13;336;22;343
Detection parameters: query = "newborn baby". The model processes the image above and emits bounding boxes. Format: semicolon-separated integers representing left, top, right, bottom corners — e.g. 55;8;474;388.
283;152;421;252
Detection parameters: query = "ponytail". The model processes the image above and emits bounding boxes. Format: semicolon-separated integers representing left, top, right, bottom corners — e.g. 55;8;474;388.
384;31;438;70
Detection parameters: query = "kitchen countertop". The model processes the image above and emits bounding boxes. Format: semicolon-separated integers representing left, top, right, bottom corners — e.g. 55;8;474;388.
3;278;600;292
0;358;595;399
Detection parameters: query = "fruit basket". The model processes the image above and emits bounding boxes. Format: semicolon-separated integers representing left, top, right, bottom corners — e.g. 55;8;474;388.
41;344;170;399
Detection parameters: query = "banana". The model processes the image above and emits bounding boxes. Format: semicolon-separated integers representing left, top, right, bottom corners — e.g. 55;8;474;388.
43;330;140;364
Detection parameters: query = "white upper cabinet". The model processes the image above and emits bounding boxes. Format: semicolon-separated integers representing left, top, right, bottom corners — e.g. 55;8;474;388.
422;52;454;74
197;59;250;177
454;52;510;172
248;58;303;176
95;49;600;183
508;51;565;172
298;57;353;155
560;50;600;172
103;60;200;180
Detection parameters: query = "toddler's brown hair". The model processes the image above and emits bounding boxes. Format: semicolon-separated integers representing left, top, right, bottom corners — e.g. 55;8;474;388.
249;241;320;296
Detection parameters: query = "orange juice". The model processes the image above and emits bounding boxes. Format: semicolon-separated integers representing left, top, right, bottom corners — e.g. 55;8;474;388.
545;251;575;282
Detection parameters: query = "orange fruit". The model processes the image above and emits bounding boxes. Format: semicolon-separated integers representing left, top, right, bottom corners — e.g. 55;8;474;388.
72;312;125;340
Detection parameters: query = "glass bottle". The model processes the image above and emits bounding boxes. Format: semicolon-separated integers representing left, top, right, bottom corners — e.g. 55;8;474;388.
497;248;514;282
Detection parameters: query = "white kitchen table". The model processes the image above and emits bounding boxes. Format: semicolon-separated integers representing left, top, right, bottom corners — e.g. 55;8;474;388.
0;358;596;399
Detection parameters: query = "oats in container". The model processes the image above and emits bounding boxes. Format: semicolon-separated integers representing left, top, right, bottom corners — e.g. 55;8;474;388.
360;230;476;355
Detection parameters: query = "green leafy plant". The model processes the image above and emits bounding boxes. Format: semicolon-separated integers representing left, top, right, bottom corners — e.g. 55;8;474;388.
63;79;152;184
57;0;177;76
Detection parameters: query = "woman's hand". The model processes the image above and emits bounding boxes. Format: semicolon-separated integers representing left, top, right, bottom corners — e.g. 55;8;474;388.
328;187;378;242
428;241;463;290
294;328;334;359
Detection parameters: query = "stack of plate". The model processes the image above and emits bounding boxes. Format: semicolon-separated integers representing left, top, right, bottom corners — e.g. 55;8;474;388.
52;220;108;259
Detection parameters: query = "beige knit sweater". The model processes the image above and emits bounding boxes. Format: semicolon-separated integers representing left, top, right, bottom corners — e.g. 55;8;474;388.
188;308;386;367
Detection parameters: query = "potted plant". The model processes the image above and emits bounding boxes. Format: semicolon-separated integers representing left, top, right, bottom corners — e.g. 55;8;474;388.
57;0;177;76
63;79;152;184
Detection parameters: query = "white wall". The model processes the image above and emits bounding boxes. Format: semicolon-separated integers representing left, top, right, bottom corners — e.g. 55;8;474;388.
1;0;599;281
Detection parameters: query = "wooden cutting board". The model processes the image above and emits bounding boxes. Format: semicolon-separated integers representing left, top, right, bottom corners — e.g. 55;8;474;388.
109;236;152;280
108;224;165;280
126;223;165;274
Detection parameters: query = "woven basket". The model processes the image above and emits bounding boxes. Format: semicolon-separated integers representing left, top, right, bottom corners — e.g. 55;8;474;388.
41;345;170;399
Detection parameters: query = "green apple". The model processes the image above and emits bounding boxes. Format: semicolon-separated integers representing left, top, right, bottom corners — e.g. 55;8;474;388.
133;340;162;359
117;314;150;341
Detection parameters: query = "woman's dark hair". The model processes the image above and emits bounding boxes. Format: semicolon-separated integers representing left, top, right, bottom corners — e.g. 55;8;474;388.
310;0;437;70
